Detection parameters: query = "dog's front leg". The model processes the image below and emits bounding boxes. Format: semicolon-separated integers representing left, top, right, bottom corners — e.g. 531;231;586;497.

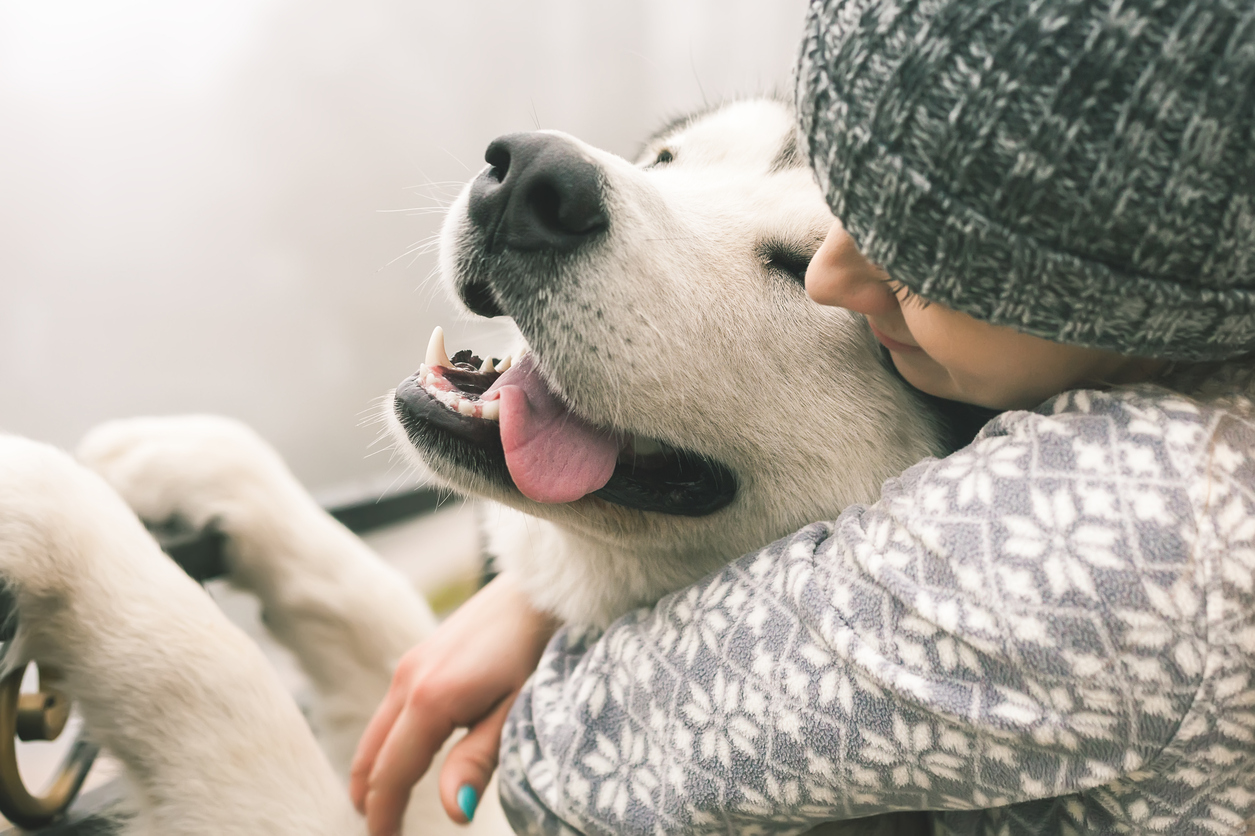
78;416;438;776
0;434;361;836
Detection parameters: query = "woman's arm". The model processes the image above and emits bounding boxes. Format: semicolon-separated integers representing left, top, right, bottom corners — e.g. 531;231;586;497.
497;389;1218;835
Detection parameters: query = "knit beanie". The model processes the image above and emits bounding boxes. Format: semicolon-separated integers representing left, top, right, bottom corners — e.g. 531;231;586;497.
797;0;1255;361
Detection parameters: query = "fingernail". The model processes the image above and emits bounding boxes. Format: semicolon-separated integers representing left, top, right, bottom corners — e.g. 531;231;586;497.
457;784;479;822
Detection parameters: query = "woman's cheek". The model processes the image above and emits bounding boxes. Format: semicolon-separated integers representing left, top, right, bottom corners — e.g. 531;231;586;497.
906;328;1015;406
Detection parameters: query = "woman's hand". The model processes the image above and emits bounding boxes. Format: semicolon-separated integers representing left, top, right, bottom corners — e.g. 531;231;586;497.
349;572;559;836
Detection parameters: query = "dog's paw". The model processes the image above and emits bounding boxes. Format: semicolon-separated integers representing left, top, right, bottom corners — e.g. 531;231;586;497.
0;433;181;621
77;415;306;537
0;435;111;593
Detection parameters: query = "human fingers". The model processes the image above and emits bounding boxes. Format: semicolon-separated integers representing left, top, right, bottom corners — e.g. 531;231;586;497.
437;693;516;822
349;665;411;812
364;695;455;836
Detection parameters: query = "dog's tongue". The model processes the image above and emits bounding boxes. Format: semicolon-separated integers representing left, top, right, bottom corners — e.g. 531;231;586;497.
483;354;618;503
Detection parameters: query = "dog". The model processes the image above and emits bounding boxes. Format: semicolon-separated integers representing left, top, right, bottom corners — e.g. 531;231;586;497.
390;97;949;628
0;98;954;835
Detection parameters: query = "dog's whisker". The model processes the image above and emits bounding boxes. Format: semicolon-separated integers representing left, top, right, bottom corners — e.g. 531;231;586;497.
404;170;469;195
689;44;708;108
406;241;442;256
437;146;474;174
382;235;445;270
399;232;443;249
413;263;443;294
403;249;439;270
381;466;415;497
377;206;454;216
357;395;395;430
403;180;465;190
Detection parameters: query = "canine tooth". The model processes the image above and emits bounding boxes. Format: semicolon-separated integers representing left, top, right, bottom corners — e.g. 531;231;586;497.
479;357;494;373
426;326;452;368
481;400;500;421
495;354;513;373
457;399;475;416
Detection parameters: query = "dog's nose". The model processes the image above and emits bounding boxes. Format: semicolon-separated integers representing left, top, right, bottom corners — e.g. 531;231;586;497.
468;132;608;253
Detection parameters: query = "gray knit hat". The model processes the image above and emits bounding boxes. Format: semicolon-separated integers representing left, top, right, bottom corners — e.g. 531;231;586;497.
797;0;1255;361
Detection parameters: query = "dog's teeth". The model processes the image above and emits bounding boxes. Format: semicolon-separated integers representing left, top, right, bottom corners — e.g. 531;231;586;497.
457;400;475;416
481;400;500;421
479;357;494;373
495;354;513;373
425;326;452;368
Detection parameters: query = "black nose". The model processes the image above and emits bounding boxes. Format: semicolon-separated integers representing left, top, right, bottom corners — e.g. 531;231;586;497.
467;132;608;253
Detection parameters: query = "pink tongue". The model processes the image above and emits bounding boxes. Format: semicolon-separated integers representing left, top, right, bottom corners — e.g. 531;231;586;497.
484;354;619;503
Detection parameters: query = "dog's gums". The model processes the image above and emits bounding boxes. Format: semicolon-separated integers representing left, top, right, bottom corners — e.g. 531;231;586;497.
395;326;738;516
413;328;508;422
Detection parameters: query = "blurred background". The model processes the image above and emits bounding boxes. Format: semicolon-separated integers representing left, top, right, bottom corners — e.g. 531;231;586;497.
0;0;808;499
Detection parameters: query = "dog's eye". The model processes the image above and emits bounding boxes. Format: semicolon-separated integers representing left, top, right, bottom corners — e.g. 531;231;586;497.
651;148;674;167
760;242;813;286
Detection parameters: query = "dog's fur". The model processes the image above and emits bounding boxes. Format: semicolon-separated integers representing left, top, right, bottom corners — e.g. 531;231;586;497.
395;98;945;628
0;99;944;835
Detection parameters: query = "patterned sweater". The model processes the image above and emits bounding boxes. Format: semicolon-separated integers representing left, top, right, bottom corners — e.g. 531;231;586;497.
498;386;1255;835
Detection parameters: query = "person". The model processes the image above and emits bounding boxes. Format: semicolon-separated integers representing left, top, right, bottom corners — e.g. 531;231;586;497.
351;0;1255;832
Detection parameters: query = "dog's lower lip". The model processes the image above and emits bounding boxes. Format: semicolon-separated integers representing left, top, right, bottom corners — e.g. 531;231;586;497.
393;365;738;517
868;321;923;354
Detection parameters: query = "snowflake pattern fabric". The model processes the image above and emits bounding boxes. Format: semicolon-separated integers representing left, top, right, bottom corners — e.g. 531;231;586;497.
499;388;1255;835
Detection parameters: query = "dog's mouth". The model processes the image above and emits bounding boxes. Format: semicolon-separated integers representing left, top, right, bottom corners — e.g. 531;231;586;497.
394;327;736;516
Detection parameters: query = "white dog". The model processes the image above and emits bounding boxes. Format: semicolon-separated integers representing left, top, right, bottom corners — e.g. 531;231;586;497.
0;98;953;835
389;97;946;628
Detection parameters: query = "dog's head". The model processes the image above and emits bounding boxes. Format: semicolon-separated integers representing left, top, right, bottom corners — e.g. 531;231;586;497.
390;99;946;624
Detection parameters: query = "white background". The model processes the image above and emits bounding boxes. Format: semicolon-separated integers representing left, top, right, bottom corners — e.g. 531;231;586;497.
0;0;808;497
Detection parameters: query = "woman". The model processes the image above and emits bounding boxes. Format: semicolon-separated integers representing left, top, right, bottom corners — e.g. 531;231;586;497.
352;0;1255;833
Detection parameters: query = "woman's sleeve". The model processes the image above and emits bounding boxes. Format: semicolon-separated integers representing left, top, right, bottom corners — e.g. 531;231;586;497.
498;391;1212;836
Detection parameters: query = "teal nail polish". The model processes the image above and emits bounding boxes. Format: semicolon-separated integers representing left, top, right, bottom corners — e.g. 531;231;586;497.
457;784;479;822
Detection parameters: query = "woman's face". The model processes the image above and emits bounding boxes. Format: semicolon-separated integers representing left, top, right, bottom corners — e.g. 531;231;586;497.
805;221;1154;410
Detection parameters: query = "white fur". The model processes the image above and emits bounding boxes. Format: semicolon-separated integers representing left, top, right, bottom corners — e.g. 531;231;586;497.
396;99;945;627
0;99;939;836
0;432;358;835
0;418;512;834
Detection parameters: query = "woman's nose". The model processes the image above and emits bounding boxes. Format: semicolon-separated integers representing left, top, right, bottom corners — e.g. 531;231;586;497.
805;222;899;316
